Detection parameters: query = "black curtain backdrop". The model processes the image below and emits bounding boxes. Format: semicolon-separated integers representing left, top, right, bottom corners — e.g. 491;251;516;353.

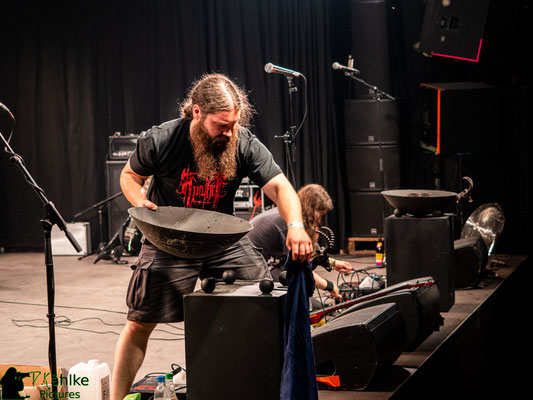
0;0;351;250
1;0;529;253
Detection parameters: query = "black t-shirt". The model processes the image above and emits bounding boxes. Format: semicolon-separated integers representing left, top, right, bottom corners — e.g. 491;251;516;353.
248;207;288;260
129;118;282;215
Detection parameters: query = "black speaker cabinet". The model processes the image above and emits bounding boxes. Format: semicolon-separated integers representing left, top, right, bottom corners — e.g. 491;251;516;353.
420;82;500;155
350;0;391;98
454;235;488;289
341;282;442;350
349;191;393;236
418;0;490;61
312;303;406;390
184;282;285;400
344;99;399;145
385;215;455;311
346;145;400;191
105;160;129;240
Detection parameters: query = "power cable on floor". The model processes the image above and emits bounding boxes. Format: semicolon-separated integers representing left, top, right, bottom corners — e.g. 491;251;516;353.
4;301;185;340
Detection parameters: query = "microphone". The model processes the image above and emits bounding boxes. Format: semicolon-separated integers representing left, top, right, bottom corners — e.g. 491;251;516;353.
264;63;302;78
332;62;360;75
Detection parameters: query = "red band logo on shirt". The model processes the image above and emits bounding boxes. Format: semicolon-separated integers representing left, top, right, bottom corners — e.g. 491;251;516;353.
177;167;228;209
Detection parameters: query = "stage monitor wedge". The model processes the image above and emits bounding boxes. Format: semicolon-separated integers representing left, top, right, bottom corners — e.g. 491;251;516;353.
312;303;406;390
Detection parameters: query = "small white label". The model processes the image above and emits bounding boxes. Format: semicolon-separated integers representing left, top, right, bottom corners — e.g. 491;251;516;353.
101;375;110;400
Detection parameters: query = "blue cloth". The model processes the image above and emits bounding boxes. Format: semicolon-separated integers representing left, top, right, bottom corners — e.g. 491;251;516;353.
280;252;319;400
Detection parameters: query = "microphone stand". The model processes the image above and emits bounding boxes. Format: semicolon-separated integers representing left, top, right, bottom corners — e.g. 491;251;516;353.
1;128;81;399
275;76;298;187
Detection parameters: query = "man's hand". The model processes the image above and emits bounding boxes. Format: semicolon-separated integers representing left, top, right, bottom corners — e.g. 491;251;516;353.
329;285;342;300
332;259;354;274
137;199;157;210
286;225;313;262
120;161;157;210
261;173;313;262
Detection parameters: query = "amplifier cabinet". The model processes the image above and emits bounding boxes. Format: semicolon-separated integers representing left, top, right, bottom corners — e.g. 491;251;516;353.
107;135;138;160
184;282;285;400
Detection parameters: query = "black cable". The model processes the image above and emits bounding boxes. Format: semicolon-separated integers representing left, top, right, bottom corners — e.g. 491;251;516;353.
7;306;185;340
0;299;127;315
1;300;185;332
292;74;308;140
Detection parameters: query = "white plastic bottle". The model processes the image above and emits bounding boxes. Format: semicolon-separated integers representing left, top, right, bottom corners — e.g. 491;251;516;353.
154;375;171;400
68;359;111;400
165;373;178;400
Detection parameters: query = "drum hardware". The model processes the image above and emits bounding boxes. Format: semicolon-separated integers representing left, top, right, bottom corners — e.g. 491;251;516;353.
93;215;135;264
72;191;124;259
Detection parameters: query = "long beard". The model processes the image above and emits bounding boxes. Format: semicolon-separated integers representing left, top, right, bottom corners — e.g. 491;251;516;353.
190;121;238;181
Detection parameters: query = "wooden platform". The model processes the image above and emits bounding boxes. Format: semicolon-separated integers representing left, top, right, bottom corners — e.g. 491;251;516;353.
317;254;530;399
343;236;381;256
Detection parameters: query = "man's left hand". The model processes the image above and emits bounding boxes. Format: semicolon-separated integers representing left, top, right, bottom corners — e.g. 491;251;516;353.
286;226;313;263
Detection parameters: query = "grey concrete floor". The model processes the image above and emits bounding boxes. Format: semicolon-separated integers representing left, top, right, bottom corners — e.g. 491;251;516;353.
0;250;374;384
0;252;185;382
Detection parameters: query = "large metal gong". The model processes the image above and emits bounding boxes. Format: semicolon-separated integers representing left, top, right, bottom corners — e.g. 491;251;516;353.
381;189;457;217
128;206;253;258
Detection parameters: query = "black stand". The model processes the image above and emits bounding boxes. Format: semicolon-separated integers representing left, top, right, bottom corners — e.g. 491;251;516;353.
1;117;81;399
275;75;307;187
93;215;132;265
72;191;123;259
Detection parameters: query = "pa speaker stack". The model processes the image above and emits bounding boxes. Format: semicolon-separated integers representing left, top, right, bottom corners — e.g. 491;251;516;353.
344;0;399;237
345;99;398;236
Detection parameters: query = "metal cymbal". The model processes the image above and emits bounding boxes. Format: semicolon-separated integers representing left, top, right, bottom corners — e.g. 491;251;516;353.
460;203;504;255
128;206;253;258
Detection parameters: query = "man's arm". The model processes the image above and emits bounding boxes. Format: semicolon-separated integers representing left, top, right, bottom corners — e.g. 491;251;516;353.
261;173;312;262
120;160;157;210
313;272;342;300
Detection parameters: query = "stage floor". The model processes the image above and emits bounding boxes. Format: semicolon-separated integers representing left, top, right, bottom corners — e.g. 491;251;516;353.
0;251;528;398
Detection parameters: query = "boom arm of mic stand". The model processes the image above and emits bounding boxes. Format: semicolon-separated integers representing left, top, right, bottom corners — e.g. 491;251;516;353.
343;71;395;101
73;191;123;220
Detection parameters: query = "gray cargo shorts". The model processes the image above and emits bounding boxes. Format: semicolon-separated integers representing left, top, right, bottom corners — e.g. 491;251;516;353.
126;235;271;323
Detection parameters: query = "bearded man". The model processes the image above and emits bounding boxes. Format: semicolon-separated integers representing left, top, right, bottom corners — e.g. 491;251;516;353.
111;73;313;400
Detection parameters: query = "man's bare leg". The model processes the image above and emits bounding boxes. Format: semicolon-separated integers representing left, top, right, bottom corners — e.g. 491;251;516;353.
111;320;157;400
